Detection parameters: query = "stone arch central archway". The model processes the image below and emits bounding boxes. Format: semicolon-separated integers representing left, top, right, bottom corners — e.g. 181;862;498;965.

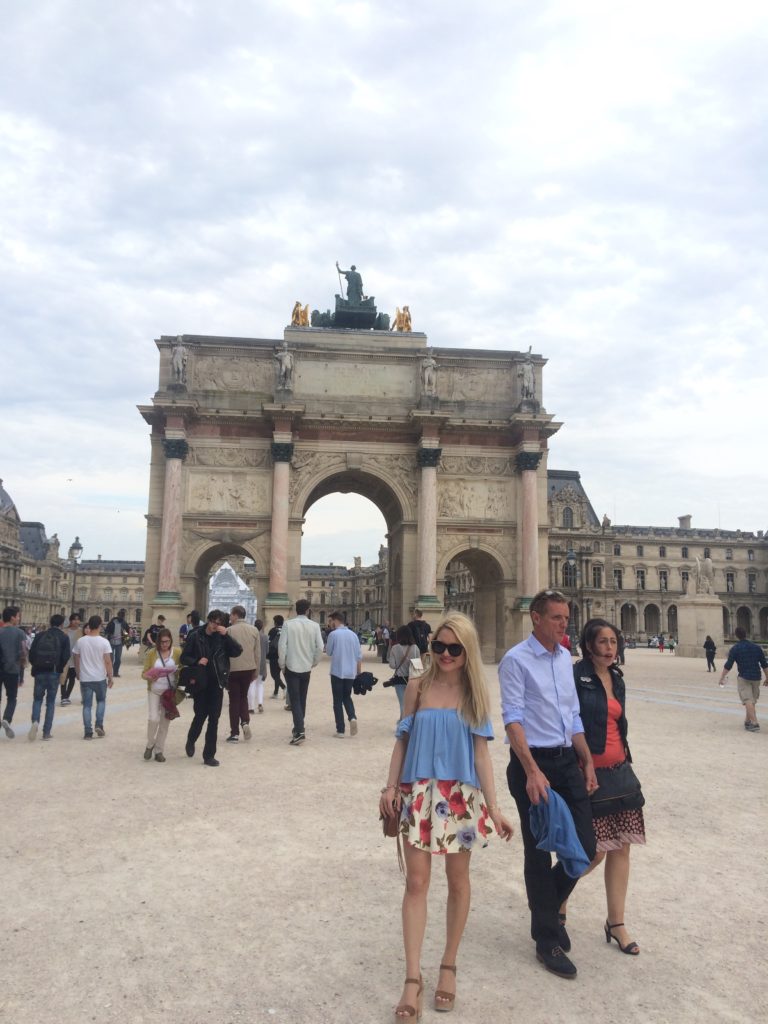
292;466;411;627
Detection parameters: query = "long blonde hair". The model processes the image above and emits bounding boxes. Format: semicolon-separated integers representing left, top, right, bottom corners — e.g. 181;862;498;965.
416;612;490;728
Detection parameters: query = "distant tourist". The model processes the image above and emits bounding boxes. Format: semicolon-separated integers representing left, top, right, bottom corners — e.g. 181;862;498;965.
181;609;242;766
703;635;717;672
387;625;421;719
28;614;71;741
267;615;286;700
718;626;768;733
105;608;129;677
73;615;114;739
59;613;82;705
409;609;432;657
278;599;323;747
142;614;166;648
0;607;27;739
142;627;181;762
226;605;262;742
247;619;268;716
325;611;361;738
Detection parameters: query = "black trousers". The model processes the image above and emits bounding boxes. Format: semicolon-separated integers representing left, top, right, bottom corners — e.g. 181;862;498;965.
507;748;596;947
268;655;285;694
187;684;224;760
61;667;77;700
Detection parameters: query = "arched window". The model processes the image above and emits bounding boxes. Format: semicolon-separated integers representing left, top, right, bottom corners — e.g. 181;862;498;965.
562;507;574;528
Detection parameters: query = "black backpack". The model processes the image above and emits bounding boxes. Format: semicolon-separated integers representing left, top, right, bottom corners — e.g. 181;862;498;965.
30;628;61;672
268;626;281;658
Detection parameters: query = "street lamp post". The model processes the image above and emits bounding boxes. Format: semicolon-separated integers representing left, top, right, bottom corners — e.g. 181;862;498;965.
68;536;83;617
565;546;581;645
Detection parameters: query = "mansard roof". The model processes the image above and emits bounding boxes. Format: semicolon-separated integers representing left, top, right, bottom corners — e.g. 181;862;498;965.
19;522;50;561
547;469;600;527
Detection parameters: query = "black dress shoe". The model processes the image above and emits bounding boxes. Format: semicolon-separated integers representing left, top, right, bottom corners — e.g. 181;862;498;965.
536;945;577;978
185;739;195;758
203;757;220;767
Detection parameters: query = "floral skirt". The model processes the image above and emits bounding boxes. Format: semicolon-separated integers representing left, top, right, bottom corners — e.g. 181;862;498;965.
399;778;496;855
594;808;646;852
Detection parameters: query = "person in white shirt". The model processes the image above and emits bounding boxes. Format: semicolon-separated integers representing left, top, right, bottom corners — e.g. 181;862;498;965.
72;615;114;739
325;611;362;738
278;599;323;746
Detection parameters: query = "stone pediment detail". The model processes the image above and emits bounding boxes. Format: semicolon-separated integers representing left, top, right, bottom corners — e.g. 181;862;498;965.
440;454;513;476
186;445;270;468
551;484;581;504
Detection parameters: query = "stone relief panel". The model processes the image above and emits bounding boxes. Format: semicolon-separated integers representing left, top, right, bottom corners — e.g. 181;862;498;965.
440;454;513;476
438;481;510;520
186;445;270;468
190;356;273;393
441;367;512;403
187;472;270;514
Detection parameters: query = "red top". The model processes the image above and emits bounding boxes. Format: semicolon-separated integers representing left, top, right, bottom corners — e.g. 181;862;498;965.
592;697;625;768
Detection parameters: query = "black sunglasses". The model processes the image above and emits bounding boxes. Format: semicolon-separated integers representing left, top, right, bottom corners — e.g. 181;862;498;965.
430;640;464;657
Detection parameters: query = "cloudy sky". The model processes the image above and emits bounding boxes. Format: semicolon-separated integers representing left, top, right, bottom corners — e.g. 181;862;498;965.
3;0;767;568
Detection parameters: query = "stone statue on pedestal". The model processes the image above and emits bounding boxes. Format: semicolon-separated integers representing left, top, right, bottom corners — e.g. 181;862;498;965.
336;262;364;304
274;341;294;391
421;352;437;397
171;338;188;384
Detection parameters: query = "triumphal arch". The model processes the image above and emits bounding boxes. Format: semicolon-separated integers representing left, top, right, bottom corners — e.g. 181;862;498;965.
139;271;561;658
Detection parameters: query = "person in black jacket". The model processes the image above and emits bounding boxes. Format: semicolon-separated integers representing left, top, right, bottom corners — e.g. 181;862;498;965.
28;614;71;741
561;618;645;956
181;609;242;766
703;635;717;672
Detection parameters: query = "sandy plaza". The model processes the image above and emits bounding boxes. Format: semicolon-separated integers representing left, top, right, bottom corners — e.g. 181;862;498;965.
0;645;765;1024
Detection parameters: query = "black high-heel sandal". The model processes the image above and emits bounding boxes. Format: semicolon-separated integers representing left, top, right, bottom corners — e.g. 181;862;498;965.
604;920;640;955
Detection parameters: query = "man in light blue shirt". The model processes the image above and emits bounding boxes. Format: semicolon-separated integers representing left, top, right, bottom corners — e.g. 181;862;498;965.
325;611;362;737
499;589;597;980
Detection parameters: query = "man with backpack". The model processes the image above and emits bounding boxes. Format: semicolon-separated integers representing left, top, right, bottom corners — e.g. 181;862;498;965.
105;608;128;677
410;609;432;658
28;614;71;741
267;615;286;700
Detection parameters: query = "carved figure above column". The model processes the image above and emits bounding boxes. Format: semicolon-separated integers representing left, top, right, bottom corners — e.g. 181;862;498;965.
271;442;295;463
417;447;442;468
274;342;294;391
171;337;188;385
421;352;437;397
515;450;543;472
162;438;189;461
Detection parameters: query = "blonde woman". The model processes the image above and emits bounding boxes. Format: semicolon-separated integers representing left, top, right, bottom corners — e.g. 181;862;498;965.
379;613;514;1020
142;628;181;763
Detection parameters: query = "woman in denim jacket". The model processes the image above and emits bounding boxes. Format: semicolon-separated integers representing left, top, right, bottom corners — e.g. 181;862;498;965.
561;618;645;956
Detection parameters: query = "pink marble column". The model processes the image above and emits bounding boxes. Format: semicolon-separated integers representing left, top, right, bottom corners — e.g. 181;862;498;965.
516;450;543;598
416;447;441;604
267;441;293;600
157;438;188;596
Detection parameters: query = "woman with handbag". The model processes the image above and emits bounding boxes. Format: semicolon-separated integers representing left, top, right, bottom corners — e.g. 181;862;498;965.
141;628;182;763
379;613;514;1019
387;625;421;719
561;618;645;956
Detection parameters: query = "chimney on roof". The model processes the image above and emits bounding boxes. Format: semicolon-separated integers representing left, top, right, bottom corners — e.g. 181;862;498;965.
678;515;691;530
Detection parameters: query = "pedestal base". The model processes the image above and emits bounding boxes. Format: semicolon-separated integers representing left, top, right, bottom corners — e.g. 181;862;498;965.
676;593;724;658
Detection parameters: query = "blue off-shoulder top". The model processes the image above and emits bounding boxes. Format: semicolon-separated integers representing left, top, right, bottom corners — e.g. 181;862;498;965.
396;708;494;788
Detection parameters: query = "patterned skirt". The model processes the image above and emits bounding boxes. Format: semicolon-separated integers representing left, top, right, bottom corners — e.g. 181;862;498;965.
593;807;646;852
398;778;497;855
